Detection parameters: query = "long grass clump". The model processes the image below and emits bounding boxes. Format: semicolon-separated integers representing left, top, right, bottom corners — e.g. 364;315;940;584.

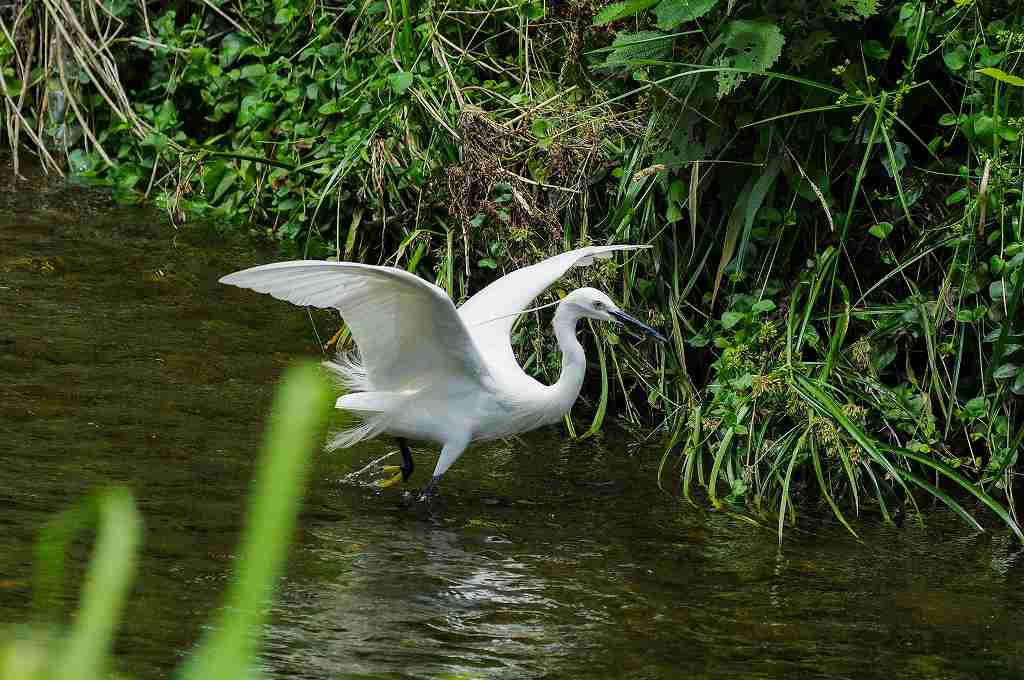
2;0;1024;539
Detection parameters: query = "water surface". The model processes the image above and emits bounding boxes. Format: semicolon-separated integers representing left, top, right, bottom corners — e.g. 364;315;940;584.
2;172;1023;679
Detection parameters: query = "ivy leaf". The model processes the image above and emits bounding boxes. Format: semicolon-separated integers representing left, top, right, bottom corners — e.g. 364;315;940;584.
592;0;659;26
653;0;718;29
715;20;785;98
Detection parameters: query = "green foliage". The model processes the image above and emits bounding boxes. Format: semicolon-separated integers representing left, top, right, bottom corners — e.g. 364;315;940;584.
604;31;672;65
654;0;719;30
0;364;332;679
714;20;786;98
4;0;1024;539
594;0;660;26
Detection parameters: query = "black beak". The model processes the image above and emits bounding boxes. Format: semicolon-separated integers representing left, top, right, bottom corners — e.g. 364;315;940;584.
610;310;668;343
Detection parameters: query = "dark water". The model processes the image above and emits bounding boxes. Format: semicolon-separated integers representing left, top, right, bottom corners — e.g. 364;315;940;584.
2;174;1024;679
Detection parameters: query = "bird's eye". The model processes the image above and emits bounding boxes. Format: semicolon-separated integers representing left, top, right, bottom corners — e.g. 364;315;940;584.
594;301;604;309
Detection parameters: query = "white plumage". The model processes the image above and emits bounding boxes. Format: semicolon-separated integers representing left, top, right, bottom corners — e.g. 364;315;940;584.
220;245;664;496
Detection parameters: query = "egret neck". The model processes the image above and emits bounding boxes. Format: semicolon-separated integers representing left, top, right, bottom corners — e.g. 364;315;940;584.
549;300;588;414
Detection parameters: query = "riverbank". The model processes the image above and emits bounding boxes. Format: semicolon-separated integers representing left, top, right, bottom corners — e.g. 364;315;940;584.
2;0;1023;537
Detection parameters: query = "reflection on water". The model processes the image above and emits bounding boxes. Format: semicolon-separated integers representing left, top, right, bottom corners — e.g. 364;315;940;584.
2;169;1024;679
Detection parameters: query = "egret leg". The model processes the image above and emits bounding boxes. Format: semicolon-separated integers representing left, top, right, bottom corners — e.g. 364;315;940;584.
419;475;442;501
377;438;415;489
418;436;468;501
397;438;414;480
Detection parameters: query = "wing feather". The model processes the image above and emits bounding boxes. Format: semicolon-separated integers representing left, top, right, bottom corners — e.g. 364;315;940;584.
220;261;490;392
457;245;650;379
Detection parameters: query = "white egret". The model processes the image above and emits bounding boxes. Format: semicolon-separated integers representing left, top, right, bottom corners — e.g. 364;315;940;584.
220;245;666;498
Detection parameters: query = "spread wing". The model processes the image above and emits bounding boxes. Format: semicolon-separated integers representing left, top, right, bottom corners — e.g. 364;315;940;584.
457;245;650;378
220;261;491;391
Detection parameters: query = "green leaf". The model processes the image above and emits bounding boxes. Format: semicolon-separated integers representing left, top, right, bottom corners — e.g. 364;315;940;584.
945;187;968;205
212;170;237;203
721;311;743;329
592;0;658;25
994;363;1019;380
240;63;266;80
869;221;894;239
715;20;786;98
653;0;717;29
688;333;710;347
1012;371;1024;395
155;100;177;129
274;6;296;24
318;100;343;115
388;71;414;94
603;31;671;65
990;280;1006;304
752;299;776;313
955;306;986;323
938;112;959;126
974;115;995;139
977;67;1024;87
963;396;989;419
943;44;968;71
219;33;246;68
68;149;96;173
862;39;889;59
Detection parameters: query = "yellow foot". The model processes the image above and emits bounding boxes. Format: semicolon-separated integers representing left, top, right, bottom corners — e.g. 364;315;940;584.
376;465;403;489
324;327;345;351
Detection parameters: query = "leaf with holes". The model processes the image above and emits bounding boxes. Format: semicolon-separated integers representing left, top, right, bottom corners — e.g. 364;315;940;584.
715;21;785;98
653;0;718;29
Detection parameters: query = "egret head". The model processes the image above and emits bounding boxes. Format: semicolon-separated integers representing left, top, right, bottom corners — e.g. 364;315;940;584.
564;288;667;342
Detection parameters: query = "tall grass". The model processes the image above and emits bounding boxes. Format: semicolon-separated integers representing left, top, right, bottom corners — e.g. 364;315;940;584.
2;0;1023;539
0;363;332;679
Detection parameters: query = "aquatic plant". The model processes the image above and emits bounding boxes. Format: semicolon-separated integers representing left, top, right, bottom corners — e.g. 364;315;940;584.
0;363;332;678
2;0;1023;538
